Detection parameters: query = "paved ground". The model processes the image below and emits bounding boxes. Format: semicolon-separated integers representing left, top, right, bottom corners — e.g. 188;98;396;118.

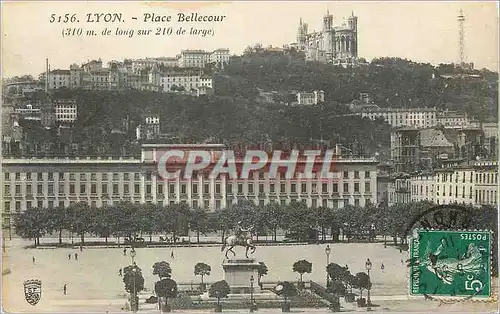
2;237;498;313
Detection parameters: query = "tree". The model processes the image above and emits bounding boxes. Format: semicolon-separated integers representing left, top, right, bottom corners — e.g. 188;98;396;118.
189;208;209;243
274;281;297;312
155;278;178;312
67;202;93;244
257;262;268;287
209;280;230;312
353;272;371;299
194;262;211;290
13;207;47;246
152;261;172;279
123;264;145;311
327;263;350;283
292;259;312;284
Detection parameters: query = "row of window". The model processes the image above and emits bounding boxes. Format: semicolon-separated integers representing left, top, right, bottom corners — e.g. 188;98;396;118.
4;181;373;197
3;197;372;214
5;171;373;182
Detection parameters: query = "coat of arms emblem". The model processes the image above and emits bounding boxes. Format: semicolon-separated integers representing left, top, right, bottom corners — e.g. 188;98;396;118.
23;279;42;306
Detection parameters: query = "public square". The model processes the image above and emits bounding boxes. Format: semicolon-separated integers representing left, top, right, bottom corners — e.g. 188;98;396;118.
2;237;498;312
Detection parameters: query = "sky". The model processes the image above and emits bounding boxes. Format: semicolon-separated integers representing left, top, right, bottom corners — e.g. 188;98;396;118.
1;1;499;77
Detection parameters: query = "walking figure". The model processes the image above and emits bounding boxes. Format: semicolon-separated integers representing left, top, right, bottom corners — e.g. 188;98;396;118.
401;259;404;265
74;253;78;261
381;263;385;272
63;284;67;295
123;248;127;256
119;268;122;276
171;251;174;259
32;256;35;264
68;253;71;260
79;245;83;252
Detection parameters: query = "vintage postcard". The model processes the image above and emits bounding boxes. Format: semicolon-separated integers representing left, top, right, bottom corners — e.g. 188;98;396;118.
1;1;499;313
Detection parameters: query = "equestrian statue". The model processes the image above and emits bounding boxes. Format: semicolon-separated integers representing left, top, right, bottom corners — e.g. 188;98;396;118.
221;221;256;259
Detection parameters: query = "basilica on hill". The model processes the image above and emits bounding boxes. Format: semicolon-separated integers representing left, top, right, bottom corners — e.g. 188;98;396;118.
292;11;359;67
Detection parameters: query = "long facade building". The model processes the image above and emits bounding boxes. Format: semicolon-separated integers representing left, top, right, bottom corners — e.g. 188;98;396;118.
2;144;379;227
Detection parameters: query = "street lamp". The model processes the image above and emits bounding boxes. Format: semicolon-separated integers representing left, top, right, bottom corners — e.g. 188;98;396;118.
130;247;136;264
365;258;372;311
325;245;331;287
132;267;137;313
250;275;256;312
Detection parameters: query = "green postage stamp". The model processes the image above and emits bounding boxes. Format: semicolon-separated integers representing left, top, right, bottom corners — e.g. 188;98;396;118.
409;229;492;299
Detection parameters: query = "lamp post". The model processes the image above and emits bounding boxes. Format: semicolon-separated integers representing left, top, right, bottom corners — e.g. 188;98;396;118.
250;275;256;312
130;248;137;312
325;245;331;287
132;267;137;313
365;258;372;311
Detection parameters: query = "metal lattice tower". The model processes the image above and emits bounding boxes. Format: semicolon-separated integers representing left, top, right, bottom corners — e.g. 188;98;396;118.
458;9;465;65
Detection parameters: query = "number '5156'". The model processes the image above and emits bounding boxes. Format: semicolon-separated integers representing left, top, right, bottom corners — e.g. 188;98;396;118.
50;14;78;23
460;233;488;241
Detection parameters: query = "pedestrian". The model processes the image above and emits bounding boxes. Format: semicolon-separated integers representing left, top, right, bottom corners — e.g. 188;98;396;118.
119;268;122;276
68;253;71;260
32;256;35;264
171;251;174;259
123;248;127;256
74;253;78;261
79;245;83;252
63;284;67;295
401;259;404;265
399;248;402;253
381;263;385;272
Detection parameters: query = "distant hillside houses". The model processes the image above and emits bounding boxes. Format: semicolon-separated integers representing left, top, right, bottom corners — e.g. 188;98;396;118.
38;55;216;96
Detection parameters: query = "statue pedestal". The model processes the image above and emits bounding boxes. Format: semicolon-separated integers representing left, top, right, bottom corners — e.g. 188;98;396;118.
222;258;262;294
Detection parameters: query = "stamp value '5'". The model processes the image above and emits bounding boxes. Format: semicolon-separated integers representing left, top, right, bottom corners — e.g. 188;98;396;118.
409;229;492;299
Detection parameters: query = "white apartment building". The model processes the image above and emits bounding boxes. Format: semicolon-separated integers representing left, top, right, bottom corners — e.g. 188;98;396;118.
178;50;210;68
296;90;325;105
408;161;497;206
54;100;78;123
357;107;438;128
1;144;379;226
437;111;470;127
48;70;71;89
132;57;179;73
160;73;213;92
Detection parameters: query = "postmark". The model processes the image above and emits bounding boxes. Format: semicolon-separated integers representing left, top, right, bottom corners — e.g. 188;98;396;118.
23;279;42;306
409;229;492;300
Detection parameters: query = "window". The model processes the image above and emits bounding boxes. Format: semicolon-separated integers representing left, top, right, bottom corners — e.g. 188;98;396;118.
343;183;349;193
80;184;86;194
123;173;129;181
26;185;32;195
70;174;76;181
59;173;64;180
15;173;21;180
146;172;152;181
270;184;275;193
259;172;264;180
225;184;231;194
192;184;198;194
311;199;317;208
4;202;10;212
4;185;10;195
4;173;10;180
169;184;175;194
354;171;360;179
332;183;338;193
216;200;221;209
322;183;328;193
102;184;108;194
91;184;97;194
180;184;186;194
343;171;349;179
70;184;75;194
80;173;86;181
37;184;43;194
124;184;129;194
248;184;254;194
16;201;22;212
113;173;119;181
354;183;360;193
58;184;64;194
237;184;243;194
192;200;198;208
365;182;371;192
135;173;140;181
37;200;43;208
301;183;307;193
354;199;360;207
91;173;97;181
259;184;264;193
365;171;370;178
280;183;285;193
38;173;43;181
157;184;163;195
215;184;221;194
322;199;327;207
203;184;209;194
146;184;152;194
280;199;286;206
26;201;32;209
134;184;140;194
291;184;296;193
26;173;31;180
